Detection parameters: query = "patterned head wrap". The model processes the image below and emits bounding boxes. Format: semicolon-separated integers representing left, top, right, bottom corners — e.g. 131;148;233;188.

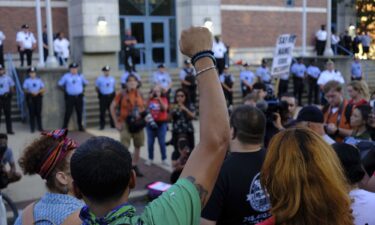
38;129;77;179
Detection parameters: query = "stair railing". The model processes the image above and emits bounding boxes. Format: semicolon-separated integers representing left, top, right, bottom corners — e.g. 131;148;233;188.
5;53;27;121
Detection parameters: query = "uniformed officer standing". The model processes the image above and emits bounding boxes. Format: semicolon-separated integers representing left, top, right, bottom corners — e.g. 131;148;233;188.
351;57;363;81
23;67;45;132
239;63;256;97
96;65;116;130
179;59;196;105
58;63;88;131
120;70;141;89
0;65;15;134
256;59;272;91
16;24;36;67
152;64;172;102
220;66;235;107
291;58;307;106
306;60;321;105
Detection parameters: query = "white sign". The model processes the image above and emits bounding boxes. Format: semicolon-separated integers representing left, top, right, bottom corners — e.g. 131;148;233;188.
271;34;297;75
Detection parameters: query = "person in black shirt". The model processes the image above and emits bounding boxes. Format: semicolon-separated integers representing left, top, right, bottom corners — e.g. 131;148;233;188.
123;29;137;72
201;105;271;225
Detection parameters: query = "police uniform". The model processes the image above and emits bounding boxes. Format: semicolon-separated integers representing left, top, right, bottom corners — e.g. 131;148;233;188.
306;64;321;105
351;61;362;81
152;64;172;101
16;24;36;67
0;65;15;134
220;69;235;106
58;63;88;131
180;60;197;105
23;67;44;132
120;71;141;89
239;64;255;97
291;61;307;106
96;65;116;130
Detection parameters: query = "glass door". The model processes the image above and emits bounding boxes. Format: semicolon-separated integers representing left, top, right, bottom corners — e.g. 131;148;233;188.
124;17;170;69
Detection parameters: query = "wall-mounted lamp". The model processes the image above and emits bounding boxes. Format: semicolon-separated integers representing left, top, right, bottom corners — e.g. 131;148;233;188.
203;17;213;33
97;16;107;26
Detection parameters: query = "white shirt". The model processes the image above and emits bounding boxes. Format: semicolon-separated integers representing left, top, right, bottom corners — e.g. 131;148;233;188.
315;29;327;41
212;41;227;58
53;38;70;58
317;70;345;86
350;189;375;225
16;31;36;49
331;34;340;45
322;134;335;145
279;72;290;80
0;31;5;46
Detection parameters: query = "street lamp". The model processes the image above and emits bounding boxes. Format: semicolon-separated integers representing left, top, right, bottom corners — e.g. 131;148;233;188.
324;0;334;56
203;17;213;33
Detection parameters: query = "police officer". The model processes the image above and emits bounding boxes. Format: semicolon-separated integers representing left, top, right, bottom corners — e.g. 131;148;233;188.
256;59;272;90
96;65;116;130
291;58;307;106
23;67;45;132
58;63;88;131
0;65;15;134
351;57;363;81
120;70;141;89
239;63;256;97
220;66;235;107
179;59;196;105
306;60;321;105
152;64;172;102
16;24;36;67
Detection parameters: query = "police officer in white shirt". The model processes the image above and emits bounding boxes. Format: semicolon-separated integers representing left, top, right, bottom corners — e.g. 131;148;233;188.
23;67;45;132
0;65;15;134
120;71;141;89
53;32;70;66
212;35;227;75
16;24;36;67
96;65;116;130
58;63;89;131
291;58;307;106
315;24;327;56
317;60;344;105
152;64;172;102
180;59;197;105
239;63;256;97
306;60;321;105
0;29;5;67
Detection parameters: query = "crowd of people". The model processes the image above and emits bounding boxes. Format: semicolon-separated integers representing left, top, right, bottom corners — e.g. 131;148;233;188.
0;26;374;225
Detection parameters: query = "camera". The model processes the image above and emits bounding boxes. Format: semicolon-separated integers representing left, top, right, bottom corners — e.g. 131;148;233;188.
264;95;289;121
143;111;158;130
153;93;158;98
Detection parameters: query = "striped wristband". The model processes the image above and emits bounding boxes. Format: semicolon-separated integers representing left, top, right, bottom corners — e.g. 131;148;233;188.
191;50;216;67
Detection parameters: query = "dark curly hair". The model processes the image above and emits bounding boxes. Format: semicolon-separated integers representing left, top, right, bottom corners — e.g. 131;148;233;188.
18;136;70;191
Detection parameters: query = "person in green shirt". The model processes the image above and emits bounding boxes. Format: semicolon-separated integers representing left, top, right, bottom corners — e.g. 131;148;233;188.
69;26;230;225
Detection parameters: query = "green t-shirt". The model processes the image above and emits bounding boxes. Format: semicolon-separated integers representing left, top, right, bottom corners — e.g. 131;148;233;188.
81;178;201;225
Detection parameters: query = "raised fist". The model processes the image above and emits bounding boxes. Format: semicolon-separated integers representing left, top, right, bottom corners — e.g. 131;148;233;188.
179;27;213;57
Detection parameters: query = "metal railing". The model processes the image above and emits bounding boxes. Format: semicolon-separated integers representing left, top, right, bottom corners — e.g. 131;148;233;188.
337;44;354;57
5;53;27;121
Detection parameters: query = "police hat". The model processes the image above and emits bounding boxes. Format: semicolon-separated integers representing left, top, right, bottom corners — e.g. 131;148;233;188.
69;63;79;68
158;64;165;69
28;67;36;73
102;65;110;71
21;24;30;29
184;59;191;65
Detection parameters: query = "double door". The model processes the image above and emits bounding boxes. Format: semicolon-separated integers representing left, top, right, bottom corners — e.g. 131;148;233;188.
124;17;171;69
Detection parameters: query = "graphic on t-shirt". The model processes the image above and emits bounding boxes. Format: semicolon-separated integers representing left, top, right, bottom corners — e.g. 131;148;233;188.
246;172;270;212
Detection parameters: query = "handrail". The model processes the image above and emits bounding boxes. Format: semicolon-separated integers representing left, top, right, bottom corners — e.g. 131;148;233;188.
5;53;27;121
337;44;353;57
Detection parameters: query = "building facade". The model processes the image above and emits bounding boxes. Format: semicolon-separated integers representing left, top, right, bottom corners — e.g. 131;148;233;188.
0;0;362;73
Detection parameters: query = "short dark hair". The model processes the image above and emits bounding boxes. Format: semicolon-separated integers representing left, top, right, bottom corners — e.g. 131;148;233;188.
332;143;365;184
230;105;266;144
323;81;342;94
280;93;295;99
71;136;132;203
253;82;267;92
0;133;7;140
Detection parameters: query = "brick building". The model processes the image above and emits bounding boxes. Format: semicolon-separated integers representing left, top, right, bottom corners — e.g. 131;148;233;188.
0;0;357;72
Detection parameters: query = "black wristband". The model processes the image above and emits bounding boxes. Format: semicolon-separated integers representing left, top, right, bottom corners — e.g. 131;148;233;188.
191;50;216;67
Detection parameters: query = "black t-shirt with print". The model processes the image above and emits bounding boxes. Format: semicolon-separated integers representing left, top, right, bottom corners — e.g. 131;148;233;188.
202;149;271;225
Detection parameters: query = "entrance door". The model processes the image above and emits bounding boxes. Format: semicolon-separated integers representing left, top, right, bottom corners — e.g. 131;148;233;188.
125;17;170;69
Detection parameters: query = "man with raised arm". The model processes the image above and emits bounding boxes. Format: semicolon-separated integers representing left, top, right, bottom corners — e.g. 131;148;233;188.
70;27;230;225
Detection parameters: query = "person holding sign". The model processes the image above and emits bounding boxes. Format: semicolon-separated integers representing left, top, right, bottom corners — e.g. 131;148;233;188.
290;58;307;106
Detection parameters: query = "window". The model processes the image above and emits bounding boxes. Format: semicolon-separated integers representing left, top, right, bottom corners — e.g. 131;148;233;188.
119;0;146;15
285;0;295;7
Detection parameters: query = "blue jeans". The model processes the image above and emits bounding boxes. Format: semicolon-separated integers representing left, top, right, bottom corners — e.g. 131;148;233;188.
146;122;167;160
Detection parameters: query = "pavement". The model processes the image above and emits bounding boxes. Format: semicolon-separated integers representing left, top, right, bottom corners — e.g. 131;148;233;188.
1;120;200;208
